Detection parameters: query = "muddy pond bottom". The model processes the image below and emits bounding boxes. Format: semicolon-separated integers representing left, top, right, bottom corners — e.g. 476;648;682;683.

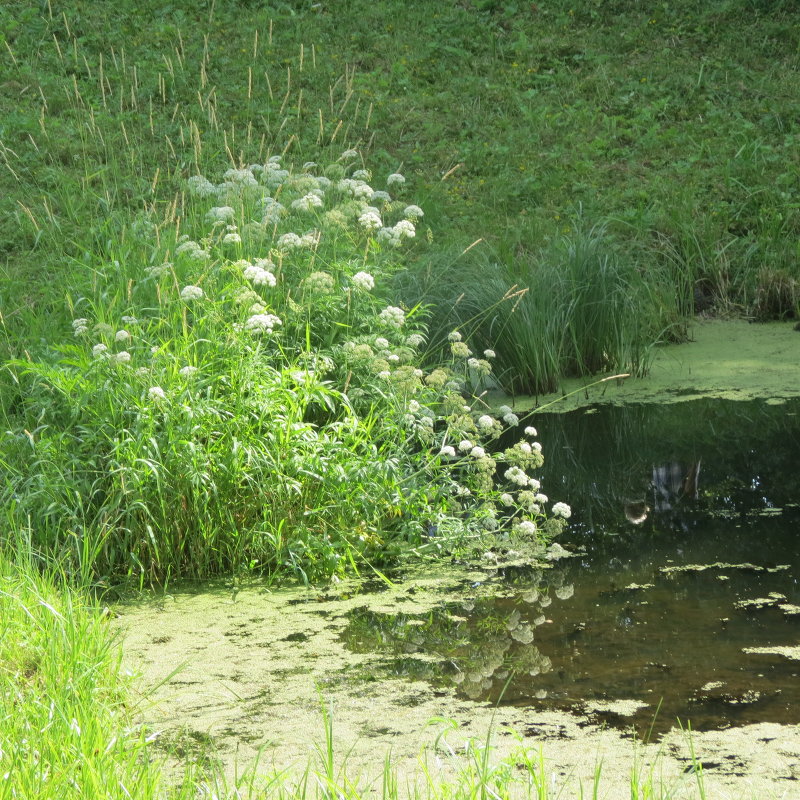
340;398;800;738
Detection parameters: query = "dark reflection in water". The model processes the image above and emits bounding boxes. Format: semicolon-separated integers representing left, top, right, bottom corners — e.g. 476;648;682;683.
341;398;800;737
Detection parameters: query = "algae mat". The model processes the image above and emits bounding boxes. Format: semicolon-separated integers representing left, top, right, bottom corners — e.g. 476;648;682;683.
118;572;800;798
511;319;800;412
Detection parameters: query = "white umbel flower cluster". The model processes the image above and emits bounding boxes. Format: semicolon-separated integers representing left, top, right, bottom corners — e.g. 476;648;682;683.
505;466;530;487
351;271;375;291
378;306;406;328
358;211;382;231
551;502;572;519
291;193;323;212
180;285;204;301
245;313;282;334
205;206;235;225
243;263;277;287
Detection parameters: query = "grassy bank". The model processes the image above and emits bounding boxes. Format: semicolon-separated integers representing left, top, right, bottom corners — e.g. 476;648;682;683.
0;554;199;799
1;1;797;579
2;0;596;586
2;1;799;386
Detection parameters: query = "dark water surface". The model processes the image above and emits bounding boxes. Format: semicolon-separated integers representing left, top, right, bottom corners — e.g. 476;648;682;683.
341;398;800;737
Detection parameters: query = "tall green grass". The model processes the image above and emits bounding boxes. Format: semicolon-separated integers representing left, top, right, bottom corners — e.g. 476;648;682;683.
3;0;800;360
397;222;679;395
2;146;574;584
155;700;723;800
0;553;200;799
0;5;579;584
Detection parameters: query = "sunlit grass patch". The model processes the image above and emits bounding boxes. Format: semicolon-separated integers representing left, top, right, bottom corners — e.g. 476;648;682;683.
0;555;198;799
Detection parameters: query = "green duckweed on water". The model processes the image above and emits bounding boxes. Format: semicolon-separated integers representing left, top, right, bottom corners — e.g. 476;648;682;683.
117;561;800;797
502;319;800;413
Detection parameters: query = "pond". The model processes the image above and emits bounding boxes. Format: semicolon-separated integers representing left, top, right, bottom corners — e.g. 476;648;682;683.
118;393;800;792
340;397;800;737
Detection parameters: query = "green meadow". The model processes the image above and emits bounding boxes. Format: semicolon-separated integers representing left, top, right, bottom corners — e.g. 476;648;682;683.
0;0;797;796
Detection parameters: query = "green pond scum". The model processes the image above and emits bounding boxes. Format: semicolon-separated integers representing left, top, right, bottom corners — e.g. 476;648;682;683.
503;318;800;414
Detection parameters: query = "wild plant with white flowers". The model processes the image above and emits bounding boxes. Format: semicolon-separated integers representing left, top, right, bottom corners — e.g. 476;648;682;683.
5;150;569;584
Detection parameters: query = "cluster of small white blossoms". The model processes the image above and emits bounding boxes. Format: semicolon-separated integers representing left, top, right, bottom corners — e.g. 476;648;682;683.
434;405;569;538
303;271;335;294
219;167;260;193
551;502;572;519
222;225;242;245
333;310;569;537
180;285;204;301
358;209;383;231
240;259;277;287
514;519;538;537
291;193;324;212
161;158;569;539
376;218;416;248
277;231;319;250
505;466;534;487
170;159;426;368
444;331;495;385
378;306;406;329
429;382;559;534
339;178;375;201
491;422;571;534
497;404;519;427
145;261;171;278
205;206;236;226
244;313;282;334
455;342;477;361
351;271;374;291
400;398;436;442
184;154;423;261
186;158;284;201
186;175;217;198
259;196;286;225
468;356;492;377
175;237;210;262
476;414;501;436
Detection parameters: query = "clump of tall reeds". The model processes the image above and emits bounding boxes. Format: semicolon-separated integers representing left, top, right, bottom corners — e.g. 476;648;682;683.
398;221;679;396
